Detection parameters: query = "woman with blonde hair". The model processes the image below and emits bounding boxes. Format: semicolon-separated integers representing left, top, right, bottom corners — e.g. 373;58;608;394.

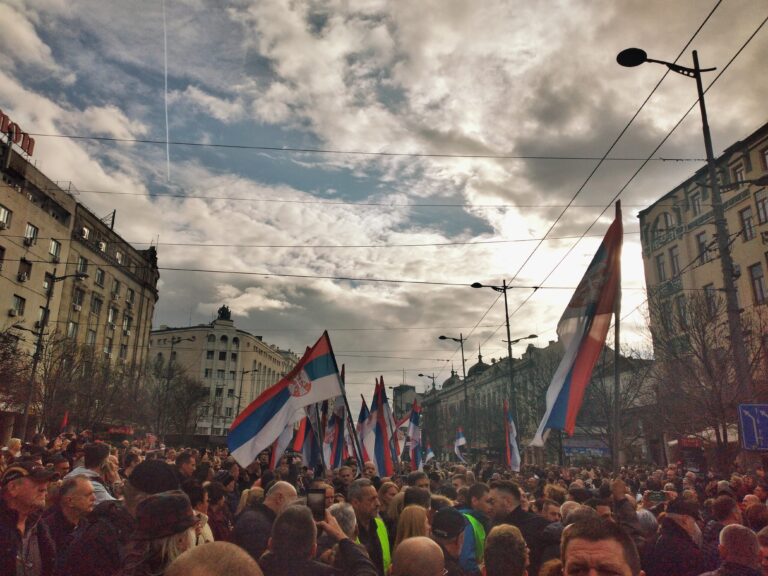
234;486;264;517
395;504;430;548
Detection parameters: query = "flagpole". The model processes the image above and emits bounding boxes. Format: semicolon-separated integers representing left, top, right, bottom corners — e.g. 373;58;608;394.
381;378;401;467
612;200;623;474
338;364;365;473
312;403;328;472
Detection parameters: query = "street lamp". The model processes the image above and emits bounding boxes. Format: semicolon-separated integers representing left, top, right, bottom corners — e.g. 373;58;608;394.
617;47;752;400
235;368;256;417
159;335;195;439
19;269;88;440
419;373;437;391
438;334;469;447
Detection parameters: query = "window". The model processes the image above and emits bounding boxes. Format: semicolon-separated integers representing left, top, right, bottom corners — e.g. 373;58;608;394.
740;207;756;241
691;193;702;216
43;273;53;294
227;389;234;398
217;369;225;379
86;329;96;346
232;337;239;348
655;254;667;282
733;165;745;184
170;350;176;361
90;296;103;316
225;408;233;417
749;263;767;305
122;315;132;331
204;369;212;378
212;428;221;436
206;350;214;360
231;352;238;362
24;223;38;243
734;265;742;308
115;251;123;264
220;335;228;344
66;321;78;338
0;204;11;227
95;269;105;286
215;388;223;398
126;288;135;304
98;240;106;253
17;258;32;279
104;336;113;356
669;245;681;277
763;148;768;170
704;283;717;314
218;351;226;361
0;245;5;270
73;288;85;306
77;256;88;274
229;371;236;381
81;226;90;240
756;190;768;225
111;280;120;295
49;239;61;260
207;334;215;343
653;212;674;239
119;344;127;359
12;295;25;316
696;232;710;264
107;307;117;324
675;295;687;329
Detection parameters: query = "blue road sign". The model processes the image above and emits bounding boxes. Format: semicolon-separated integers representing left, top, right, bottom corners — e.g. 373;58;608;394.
739;404;768;451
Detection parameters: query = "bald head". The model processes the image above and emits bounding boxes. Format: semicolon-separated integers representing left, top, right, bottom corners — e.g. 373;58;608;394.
264;481;298;515
166;542;263;576
719;524;760;569
392;536;444;576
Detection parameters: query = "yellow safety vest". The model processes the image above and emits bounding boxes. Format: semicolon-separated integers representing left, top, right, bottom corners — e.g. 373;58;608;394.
356;517;391;574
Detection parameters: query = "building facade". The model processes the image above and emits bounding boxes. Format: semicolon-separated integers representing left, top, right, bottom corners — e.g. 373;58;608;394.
1;132;159;440
149;306;299;440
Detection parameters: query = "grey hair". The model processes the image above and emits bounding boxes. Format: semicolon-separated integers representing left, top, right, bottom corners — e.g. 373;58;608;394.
348;478;373;502
329;502;357;539
636;508;658;538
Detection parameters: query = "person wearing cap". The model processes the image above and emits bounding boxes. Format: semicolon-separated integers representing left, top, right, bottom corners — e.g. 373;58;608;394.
0;461;59;576
431;506;467;576
42;475;95;573
121;490;198;576
64;443;115;504
60;458;180;576
643;497;706;576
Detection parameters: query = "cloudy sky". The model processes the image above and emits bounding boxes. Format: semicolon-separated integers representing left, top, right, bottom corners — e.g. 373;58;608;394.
2;0;766;406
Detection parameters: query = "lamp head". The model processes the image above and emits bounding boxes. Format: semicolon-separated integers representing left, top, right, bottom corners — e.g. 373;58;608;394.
75;272;89;280
418;373;426;377
617;48;647;67
528;334;537;339
438;335;447;340
470;282;483;289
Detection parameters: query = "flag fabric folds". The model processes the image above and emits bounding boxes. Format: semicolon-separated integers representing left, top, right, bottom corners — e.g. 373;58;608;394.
268;409;303;469
323;399;346;470
407;401;422;471
454;427;467;463
379;377;401;464
292;416;321;468
531;205;623;447
357;397;372;463
366;380;395;476
504;400;521;472
228;331;343;467
425;443;435;463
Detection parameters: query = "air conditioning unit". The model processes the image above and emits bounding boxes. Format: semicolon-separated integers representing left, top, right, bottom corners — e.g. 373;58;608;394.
17;272;28;282
0;222;7;230
80;227;88;238
123;329;131;336
23;237;34;246
73;303;82;312
8;309;18;317
51;255;60;263
98;241;106;252
111;293;120;301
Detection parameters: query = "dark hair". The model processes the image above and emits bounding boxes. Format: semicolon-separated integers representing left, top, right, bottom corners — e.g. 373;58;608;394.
468;482;489;505
182;480;206;508
175;451;194;467
562;518;641;576
206;481;227;505
744;503;768;532
438;483;457;500
406;471;428;486
490;480;522;501
124;452;141;468
403;487;431;509
711;495;739;522
271;505;315;558
84;443;110;469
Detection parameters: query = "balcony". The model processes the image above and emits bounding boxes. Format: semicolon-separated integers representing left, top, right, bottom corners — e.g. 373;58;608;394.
650;276;683;299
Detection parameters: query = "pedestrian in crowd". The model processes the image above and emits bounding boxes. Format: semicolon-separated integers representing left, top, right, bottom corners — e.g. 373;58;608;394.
699;524;761;576
561;517;643;576
233;480;297;560
457;481;492;575
175;451;197;481
336;465;356;500
49;454;71;477
644;497;705;576
489;479;550;575
757;527;768;576
407;471;432;491
483;523;528;576
745;504;768;533
181;479;215;545
64;443;115;503
0;461;59;576
430;506;467;576
235;487;265;517
377;481;399;524
395;504;430;547
166;541;264;576
703;496;743;571
349;478;391;575
257;505;377;576
207;481;234;541
42;475;95;571
121;490;198;576
391;536;445;576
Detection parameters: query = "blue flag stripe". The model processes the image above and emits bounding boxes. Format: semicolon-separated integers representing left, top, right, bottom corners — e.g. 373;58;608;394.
229;387;291;451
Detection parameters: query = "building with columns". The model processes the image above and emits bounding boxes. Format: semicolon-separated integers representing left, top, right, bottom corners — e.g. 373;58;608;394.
149;306;299;440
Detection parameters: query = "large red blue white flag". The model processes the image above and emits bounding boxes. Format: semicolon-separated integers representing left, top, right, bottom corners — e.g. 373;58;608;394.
357;397;372;462
368;380;395;476
228;332;343;467
454;427;467;463
504;400;521;472
408;401;423;471
323;398;346;469
531;204;623;447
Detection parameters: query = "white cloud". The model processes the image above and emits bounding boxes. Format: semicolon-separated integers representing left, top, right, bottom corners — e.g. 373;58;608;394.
170;86;245;123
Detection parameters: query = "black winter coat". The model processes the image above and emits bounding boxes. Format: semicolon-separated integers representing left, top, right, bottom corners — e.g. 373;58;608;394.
643;516;706;576
233;503;276;560
0;499;56;576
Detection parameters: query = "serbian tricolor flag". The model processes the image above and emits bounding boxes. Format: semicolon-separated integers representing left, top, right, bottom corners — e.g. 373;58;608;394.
229;332;344;467
379;377;401;464
425;443;435;463
293;416;321;468
531;203;623;447
60;411;69;433
357;397;371;462
504;400;521;472
268;409;303;469
323;399;346;469
369;380;395;476
454;428;467;463
408;401;422;471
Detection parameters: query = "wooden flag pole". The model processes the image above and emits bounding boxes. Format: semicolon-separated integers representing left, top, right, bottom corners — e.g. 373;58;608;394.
612;200;623;473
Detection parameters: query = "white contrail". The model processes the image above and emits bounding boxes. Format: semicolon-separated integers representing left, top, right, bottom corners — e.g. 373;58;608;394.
162;0;170;181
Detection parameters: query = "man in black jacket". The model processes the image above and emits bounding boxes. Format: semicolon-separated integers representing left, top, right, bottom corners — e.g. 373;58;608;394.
234;480;297;560
489;480;550;575
42;475;95;572
258;505;377;576
0;461;59;576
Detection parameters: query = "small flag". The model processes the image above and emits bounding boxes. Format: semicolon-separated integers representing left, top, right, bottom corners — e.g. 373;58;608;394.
60;411;69;433
454;427;467;463
228;332;344;467
357;396;371;462
504;400;521;472
425;443;435;463
322;399;346;469
408;401;422;471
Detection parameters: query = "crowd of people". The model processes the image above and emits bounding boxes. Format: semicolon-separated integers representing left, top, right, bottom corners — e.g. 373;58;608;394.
2;430;768;576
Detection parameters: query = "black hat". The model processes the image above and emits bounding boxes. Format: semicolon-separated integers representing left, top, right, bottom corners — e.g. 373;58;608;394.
431;507;467;539
129;460;179;494
132;491;197;540
1;461;59;486
667;497;700;519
